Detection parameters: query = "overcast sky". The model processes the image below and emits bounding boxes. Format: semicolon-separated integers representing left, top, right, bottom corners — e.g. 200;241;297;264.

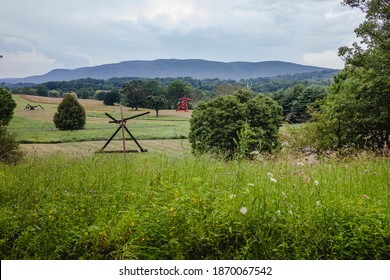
0;0;365;78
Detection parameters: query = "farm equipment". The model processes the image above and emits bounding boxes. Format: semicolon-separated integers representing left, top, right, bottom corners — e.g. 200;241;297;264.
25;104;44;110
99;105;150;154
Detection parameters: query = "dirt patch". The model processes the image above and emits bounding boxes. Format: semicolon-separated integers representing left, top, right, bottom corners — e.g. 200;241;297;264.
21;95;102;106
20;139;189;157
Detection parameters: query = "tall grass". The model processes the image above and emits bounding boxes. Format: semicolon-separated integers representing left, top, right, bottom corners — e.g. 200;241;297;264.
0;152;389;259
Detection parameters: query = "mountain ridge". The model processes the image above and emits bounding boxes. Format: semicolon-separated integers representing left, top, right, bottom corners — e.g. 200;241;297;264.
1;59;338;84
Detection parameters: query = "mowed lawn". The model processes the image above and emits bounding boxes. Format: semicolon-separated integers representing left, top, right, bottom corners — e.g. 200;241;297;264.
9;95;191;155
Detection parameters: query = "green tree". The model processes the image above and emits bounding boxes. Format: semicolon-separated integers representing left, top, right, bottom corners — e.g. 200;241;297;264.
0;125;23;164
146;95;167;117
35;84;49;97
94;90;108;101
215;84;240;96
271;84;305;120
311;0;390;150
121;80;147;110
290;85;328;123
167;80;192;109
103;89;121;106
0;88;17;126
143;80;166;97
53;93;86;130
48;90;61;98
189;89;283;158
79;88;94;99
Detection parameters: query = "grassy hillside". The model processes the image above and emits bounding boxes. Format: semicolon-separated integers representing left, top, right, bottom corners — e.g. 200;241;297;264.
1;153;389;259
9;95;190;154
1;94;389;260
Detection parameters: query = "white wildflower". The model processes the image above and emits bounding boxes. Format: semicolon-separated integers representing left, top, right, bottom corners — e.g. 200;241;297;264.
240;207;248;215
281;141;290;147
230;194;236;199
314;180;319;186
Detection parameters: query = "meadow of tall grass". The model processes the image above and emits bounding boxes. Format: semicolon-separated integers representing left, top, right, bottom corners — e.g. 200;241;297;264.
1;151;389;259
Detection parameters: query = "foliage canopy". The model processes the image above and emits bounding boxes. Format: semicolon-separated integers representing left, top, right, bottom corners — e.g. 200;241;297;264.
189;89;283;158
103;89;121;106
0;125;23;164
0;88;17;126
310;0;390;150
121;80;147;110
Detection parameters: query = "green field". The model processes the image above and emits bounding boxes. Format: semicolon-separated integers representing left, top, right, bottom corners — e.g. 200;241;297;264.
1;94;389;260
9;95;190;145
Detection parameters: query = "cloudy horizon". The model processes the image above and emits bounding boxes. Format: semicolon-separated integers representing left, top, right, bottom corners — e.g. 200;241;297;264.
0;0;365;78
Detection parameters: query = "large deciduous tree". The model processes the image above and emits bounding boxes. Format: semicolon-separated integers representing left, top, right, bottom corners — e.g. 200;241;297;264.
189;89;283;158
167;80;192;109
311;0;390;150
103;89;121;106
121;80;147;110
146;95;167;118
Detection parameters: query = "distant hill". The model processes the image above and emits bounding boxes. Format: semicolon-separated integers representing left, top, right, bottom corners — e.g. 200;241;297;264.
1;59;337;84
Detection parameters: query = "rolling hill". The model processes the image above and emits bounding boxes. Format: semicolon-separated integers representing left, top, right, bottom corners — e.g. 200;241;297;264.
1;59;337;84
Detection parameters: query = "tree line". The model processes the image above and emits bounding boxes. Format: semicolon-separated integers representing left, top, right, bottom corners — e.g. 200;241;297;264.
190;0;390;157
9;70;336;100
8;73;333;121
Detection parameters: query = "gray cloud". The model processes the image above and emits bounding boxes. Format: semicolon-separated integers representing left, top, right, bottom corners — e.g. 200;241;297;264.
0;0;365;77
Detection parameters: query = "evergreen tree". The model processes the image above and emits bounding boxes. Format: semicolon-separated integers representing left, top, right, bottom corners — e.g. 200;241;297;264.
290;85;328;123
53;93;86;130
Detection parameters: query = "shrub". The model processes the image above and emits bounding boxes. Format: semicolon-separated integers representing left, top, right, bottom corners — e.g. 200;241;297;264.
0;88;17;126
53;93;86;130
0;125;23;164
189;89;283;158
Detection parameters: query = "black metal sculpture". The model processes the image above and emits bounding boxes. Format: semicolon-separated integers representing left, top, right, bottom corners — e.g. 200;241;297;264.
25;104;44;110
100;106;150;154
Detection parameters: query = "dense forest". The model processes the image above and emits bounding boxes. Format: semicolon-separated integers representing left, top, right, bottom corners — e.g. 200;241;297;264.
8;69;337;123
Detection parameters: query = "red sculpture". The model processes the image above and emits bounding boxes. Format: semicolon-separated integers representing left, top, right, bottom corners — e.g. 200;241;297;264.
176;95;192;112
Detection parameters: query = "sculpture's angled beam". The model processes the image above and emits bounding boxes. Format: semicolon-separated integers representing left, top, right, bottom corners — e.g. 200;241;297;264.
105;113;119;123
123;111;150;121
101;126;122;151
123;125;146;152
